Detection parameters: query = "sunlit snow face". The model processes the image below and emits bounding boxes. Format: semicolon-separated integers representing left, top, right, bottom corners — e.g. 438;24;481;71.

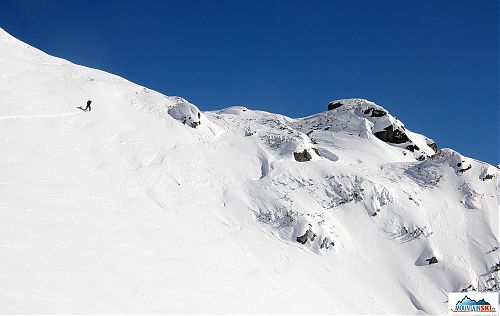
167;102;202;128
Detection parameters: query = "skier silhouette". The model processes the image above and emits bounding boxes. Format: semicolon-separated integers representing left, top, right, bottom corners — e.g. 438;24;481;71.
84;100;92;112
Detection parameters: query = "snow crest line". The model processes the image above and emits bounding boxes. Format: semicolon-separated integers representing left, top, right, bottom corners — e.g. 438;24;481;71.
0;112;82;120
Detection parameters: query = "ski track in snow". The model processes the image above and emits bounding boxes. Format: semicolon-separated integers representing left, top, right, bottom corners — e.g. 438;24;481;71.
0;111;82;120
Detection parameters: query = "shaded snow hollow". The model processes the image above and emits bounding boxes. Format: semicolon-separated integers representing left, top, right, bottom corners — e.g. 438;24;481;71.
0;28;498;314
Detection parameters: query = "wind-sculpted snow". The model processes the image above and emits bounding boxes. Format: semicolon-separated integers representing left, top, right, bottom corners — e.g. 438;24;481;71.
0;27;498;313
294;98;437;159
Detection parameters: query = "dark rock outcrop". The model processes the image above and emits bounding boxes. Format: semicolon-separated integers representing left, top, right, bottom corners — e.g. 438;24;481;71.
405;144;420;152
425;257;438;265
460;285;477;292
374;125;410;144
327;101;343;111
363;108;387;117
181;118;201;128
294;149;312;162
428;142;438;152
320;237;334;249
310;232;317;241
457;162;472;173
482;174;494;181
296;231;309;244
493;262;500;272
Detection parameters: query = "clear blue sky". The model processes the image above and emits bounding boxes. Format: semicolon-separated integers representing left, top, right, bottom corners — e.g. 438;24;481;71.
1;0;498;164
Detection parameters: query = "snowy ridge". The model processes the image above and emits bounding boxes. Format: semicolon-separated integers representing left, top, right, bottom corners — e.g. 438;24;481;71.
0;27;498;314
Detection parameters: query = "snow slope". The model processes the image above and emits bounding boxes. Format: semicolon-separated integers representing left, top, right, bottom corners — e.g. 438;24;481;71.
0;28;498;314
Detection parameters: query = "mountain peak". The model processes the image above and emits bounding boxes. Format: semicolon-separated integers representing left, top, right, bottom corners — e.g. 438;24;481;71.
296;98;438;159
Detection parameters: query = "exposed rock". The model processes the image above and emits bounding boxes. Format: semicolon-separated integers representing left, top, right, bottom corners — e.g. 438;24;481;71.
425;257;438;265
493;262;500;272
461;285;477;292
363;108;387;117
168;102;202;128
296;231;308;244
374;125;410;144
486;246;499;254
294;149;312;162
428;142;438;153
312;148;321;157
244;128;255;136
320;237;334;249
327;101;343;111
296;224;315;244
294;222;330;248
482;174;494;181
480;167;496;181
320;238;328;248
457;163;472;173
310;232;317;241
405;144;420;152
295;224;335;249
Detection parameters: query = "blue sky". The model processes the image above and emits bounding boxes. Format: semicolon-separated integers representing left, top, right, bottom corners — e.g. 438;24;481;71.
1;0;498;164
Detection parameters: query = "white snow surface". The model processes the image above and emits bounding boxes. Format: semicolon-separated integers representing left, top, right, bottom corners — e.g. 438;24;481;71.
0;28;498;314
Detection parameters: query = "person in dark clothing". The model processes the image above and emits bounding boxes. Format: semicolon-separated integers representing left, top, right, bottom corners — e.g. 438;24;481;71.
84;100;92;112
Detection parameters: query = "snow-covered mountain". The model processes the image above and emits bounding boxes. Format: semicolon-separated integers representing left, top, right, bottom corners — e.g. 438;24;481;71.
0;28;498;314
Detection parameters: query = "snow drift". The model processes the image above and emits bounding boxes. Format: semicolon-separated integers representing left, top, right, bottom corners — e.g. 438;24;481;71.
0;28;498;314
